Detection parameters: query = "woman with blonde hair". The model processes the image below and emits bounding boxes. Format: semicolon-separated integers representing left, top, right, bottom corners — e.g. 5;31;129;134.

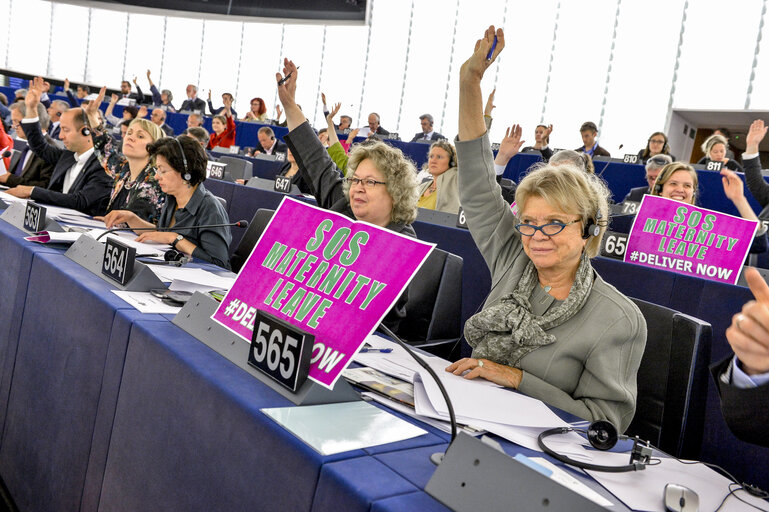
417;140;460;214
698;133;742;172
86;88;166;223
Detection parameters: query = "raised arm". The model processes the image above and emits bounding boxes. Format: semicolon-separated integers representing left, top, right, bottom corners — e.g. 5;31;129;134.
21;77;64;165
722;168;760;221
743;120;769;208
325;102;341;146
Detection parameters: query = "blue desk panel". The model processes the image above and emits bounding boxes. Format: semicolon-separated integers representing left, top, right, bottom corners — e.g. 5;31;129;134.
0;252;162;512
0;219;58;438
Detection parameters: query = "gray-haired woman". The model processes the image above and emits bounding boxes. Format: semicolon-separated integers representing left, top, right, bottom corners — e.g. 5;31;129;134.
446;26;647;433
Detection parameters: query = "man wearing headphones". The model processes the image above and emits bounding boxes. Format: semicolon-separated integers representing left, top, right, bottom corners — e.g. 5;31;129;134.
4;77;112;217
410;113;445;142
255;126;287;155
622;154;673;203
358;112;390;138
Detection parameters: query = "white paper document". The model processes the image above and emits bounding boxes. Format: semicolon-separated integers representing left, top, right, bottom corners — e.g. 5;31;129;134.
112;291;182;314
262;401;427;455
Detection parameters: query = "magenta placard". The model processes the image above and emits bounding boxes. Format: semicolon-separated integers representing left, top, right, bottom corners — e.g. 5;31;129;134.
212;197;435;389
624;195;758;285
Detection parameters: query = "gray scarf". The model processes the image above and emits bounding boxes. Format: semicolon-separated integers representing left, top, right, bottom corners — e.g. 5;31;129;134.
465;253;595;366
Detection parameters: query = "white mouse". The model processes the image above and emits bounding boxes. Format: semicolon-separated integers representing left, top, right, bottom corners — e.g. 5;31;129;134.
664;483;699;512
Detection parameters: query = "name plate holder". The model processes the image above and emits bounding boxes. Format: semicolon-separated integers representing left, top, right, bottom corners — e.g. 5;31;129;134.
64;234;165;291
426;432;611;512
416;207;467;230
172;292;359;406
0;201;66;234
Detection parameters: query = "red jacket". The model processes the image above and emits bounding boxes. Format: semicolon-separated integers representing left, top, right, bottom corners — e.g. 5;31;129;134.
0;122;13;170
207;115;236;149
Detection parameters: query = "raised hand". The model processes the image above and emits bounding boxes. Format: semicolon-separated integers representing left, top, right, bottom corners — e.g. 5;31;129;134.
460;26;505;84
25;77;44;111
327;102;341;121
133;76;138;85
321;92;327;106
727;267;769;375
275;104;283;119
494;124;525;166
110;93;119;104
42;81;51;93
208;90;212;101
276;58;299;108
64;78;70;91
138;105;148;118
720;168;745;201
746;120;768;154
85;86;107;127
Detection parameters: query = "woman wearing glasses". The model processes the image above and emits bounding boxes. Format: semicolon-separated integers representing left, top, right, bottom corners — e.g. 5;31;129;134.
276;58;419;331
637;131;675;163
446;26;647;433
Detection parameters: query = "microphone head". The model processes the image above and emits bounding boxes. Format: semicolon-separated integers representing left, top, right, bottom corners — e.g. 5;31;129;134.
2;150;11;158
236;220;249;228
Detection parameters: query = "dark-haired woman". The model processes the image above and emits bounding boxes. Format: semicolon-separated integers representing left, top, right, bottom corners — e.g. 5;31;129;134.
637;131;675;163
101;135;232;269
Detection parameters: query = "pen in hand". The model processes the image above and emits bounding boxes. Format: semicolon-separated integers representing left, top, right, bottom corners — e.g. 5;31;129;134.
278;66;300;86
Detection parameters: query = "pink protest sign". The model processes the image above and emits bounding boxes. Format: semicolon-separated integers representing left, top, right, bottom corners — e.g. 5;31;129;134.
212;197;435;389
624;195;758;284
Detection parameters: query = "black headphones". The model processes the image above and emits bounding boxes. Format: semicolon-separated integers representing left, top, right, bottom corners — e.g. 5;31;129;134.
581;208;604;239
174;137;191;182
80;108;91;137
647;134;670;155
538;420;653;473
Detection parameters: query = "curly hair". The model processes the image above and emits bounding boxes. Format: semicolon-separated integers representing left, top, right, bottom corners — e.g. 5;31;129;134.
345;140;419;225
515;163;611;258
147;135;208;186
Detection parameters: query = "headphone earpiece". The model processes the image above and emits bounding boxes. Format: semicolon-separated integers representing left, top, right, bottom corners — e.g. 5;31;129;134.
582;208;603;239
174;137;191;182
80;108;91;137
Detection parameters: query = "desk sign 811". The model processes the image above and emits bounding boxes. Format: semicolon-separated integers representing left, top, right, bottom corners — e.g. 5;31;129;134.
101;238;136;285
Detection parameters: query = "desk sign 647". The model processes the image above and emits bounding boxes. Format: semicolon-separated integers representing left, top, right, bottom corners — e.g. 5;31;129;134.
101;238;136;285
249;309;314;392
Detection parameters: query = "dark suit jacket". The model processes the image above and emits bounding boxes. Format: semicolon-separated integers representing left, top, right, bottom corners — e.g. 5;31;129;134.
4;139;55;188
180;98;207;113
48;123;61;140
161;123;175;136
623;186;649;203
410;131;446;142
23;120;112;216
711;357;769;447
256;139;287;155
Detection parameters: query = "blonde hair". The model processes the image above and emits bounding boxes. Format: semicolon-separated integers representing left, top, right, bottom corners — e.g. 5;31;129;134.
346;141;419;225
421;140;457;172
515;163;610;258
651;162;698;204
701;134;728;157
127;118;164;143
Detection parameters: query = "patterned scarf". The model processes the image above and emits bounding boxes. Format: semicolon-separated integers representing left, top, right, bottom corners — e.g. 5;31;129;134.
465;253;595;366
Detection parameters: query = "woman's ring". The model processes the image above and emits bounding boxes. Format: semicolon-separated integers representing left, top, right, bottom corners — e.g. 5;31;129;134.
477;359;484;368
737;314;745;331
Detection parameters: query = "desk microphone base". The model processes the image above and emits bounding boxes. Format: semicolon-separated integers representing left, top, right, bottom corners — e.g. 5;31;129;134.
173;292;360;406
425;432;610;512
64;234;166;291
0;201;65;233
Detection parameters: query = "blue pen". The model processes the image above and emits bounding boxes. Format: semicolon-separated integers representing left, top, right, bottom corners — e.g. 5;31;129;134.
360;348;393;353
486;35;498;61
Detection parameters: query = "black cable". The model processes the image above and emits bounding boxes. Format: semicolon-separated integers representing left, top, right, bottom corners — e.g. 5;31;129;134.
678;459;769;511
377;324;457;444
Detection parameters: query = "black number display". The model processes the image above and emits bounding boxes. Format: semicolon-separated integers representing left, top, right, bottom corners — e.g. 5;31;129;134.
101;238;136;285
249;310;313;392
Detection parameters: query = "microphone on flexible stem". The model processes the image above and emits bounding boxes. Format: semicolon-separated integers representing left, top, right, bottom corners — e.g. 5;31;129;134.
95;219;249;241
377;323;457;465
2;150;11;158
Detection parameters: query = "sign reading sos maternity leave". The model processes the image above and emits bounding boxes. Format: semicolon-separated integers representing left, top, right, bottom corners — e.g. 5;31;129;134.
624;195;758;285
212;197;435;389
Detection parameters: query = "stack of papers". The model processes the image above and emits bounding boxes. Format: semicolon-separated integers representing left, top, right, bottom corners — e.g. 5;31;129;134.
353;335;584;452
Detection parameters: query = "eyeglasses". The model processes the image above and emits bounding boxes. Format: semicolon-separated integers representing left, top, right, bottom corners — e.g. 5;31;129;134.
515;220;580;237
649;139;666;144
345;177;387;188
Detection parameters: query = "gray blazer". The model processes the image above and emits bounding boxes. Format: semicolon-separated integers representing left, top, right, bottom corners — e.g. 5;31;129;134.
417;167;461;214
456;132;647;432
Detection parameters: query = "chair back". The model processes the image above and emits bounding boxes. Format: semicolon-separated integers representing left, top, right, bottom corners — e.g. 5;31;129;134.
218;156;254;181
628;298;712;459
